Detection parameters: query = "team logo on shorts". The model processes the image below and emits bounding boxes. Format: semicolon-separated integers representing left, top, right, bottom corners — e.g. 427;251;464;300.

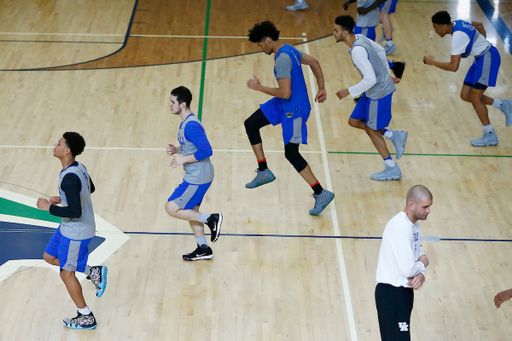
0;188;129;282
398;322;409;331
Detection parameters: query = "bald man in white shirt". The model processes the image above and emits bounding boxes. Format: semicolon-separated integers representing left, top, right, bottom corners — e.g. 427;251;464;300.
375;185;433;341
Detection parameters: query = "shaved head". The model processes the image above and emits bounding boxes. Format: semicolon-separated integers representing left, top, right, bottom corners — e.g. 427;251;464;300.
406;185;433;205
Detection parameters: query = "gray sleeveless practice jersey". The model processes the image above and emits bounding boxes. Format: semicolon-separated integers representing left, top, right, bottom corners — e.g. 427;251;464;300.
59;163;96;240
350;35;396;100
178;114;214;185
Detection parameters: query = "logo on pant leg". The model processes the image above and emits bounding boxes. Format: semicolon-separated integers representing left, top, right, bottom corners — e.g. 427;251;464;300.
398;322;409;331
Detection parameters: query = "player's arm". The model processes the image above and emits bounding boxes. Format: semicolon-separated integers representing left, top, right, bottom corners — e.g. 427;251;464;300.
423;53;462;72
247;74;291;99
343;0;357;10
495;288;512;308
301;53;327;102
171;122;212;168
338;46;377;99
472;21;486;38
48;173;82;218
358;0;387;15
167;143;181;155
390;227;426;279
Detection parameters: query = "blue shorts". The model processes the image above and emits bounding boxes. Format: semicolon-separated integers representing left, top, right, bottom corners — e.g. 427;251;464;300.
354;26;377;42
380;0;398;14
260;97;310;145
464;46;500;89
350;92;393;130
45;227;92;272
168;180;212;210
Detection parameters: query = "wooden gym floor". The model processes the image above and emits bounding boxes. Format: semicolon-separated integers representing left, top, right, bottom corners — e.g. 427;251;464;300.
0;0;512;340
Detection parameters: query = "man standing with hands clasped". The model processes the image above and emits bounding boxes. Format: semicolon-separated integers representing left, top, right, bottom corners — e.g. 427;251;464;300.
375;184;433;340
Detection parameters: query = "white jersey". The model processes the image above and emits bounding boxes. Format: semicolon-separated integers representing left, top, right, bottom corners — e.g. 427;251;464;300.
376;211;426;288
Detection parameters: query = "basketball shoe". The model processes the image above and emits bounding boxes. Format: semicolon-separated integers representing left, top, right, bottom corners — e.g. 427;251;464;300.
371;164;402;181
206;213;222;242
183;244;214;261
471;131;498;147
310;189;335;216
246;168;276;188
63;311;97;330
87;265;108;298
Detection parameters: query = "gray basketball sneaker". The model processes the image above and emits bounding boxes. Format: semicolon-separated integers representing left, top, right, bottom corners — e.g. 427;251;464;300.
387;130;408;159
309;189;335;216
500;99;512;127
470;131;498;147
371;164;402;181
286;0;308;10
378;27;394;43
385;43;397;55
246;169;276;189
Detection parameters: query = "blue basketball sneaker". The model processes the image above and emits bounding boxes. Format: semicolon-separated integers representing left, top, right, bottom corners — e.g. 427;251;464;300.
88;265;108;298
371;164;402;181
246;168;276;189
500;99;512;127
387;130;408;159
470;131;499;147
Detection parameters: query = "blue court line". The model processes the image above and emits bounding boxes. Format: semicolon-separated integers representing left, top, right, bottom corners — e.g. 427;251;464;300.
476;0;512;54
124;231;512;243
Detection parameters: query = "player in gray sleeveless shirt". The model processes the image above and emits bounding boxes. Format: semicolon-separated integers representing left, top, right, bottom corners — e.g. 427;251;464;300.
37;132;107;329
165;86;223;261
333;15;408;181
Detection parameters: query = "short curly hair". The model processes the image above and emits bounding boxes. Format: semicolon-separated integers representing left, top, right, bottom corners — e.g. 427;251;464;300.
248;21;280;43
432;11;451;25
335;15;355;34
63;132;86;157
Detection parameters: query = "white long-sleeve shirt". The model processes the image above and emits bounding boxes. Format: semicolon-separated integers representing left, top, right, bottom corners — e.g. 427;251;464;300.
376;211;427;288
348;40;390;97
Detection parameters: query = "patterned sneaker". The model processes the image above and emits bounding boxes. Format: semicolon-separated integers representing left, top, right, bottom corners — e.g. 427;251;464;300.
500;99;512;127
245;168;276;189
371;164;402;181
309;189;335;216
387;130;408;160
63;311;97;330
470;130;499;147
390;61;405;79
286;1;308;10
183;244;214;261
206;213;223;242
385;43;397;55
87;266;108;298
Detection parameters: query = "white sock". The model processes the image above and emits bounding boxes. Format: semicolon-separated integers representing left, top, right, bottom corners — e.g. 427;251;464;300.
196;236;208;247
383;129;393;138
83;265;91;277
384;157;396;167
78;306;91;315
492;99;502;108
198;213;210;223
386;39;394;46
483;124;494;133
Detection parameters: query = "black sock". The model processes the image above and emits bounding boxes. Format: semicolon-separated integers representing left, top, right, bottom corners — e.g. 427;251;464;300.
258;158;268;171
311;182;323;195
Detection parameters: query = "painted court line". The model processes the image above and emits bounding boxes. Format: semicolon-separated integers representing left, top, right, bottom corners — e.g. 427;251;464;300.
131;34;306;40
304;40;358;341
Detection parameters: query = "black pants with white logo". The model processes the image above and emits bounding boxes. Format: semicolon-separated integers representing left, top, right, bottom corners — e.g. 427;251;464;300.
375;283;414;341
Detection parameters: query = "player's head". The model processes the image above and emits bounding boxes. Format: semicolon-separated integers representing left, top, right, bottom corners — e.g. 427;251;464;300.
405;185;433;221
432;11;452;37
248;21;280;55
170;86;192;114
55;132;85;159
333;15;355;43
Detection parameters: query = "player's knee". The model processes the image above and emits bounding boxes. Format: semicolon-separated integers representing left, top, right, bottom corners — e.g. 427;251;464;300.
245;119;262;145
284;143;308;172
165;201;180;217
43;251;57;265
348;118;359;128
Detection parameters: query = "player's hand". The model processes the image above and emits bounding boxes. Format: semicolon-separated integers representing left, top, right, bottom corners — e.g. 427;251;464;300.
391;76;401;84
343;1;350;10
247;74;261;91
495;289;512;308
423;55;435;66
315;89;327;103
48;196;61;205
171;155;186;168
167;144;177;156
419;254;429;267
37;198;51;211
407;273;425;290
336;89;350;100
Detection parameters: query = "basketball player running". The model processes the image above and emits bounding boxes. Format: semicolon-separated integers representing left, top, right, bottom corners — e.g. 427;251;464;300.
424;11;512;147
165;86;222;261
37;132;107;330
245;21;334;216
375;185;433;340
333;15;407;181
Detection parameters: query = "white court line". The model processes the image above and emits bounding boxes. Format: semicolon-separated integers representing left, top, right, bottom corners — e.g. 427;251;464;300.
0;145;321;153
303;40;358;341
131;34;305;40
